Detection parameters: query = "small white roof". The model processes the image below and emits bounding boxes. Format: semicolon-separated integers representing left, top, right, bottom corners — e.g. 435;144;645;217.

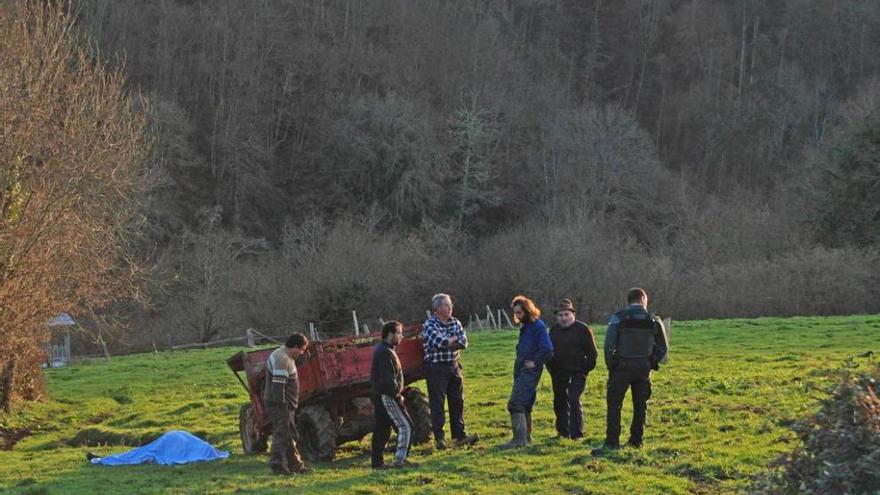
46;313;76;327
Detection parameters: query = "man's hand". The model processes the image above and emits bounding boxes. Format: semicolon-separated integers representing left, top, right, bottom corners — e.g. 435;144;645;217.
524;360;536;369
448;336;458;347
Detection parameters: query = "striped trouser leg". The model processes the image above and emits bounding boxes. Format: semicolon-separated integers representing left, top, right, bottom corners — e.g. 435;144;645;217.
381;395;412;462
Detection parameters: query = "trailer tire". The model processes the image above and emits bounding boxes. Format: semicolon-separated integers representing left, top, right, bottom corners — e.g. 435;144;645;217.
297;405;337;462
403;387;432;444
239;403;268;454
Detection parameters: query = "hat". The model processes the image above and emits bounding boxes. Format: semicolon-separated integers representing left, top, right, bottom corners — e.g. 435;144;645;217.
554;299;576;314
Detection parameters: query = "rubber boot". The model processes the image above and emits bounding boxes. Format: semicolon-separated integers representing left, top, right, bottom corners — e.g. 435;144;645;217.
525;411;533;444
500;413;528;449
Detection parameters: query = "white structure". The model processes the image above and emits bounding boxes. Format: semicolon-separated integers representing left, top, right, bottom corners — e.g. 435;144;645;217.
45;313;74;368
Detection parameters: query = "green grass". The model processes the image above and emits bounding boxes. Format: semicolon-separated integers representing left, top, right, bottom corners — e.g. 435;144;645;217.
2;315;879;494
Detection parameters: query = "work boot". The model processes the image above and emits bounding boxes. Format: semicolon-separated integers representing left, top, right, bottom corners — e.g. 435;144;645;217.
270;465;290;475
500;413;528;449
524;411;533;444
392;459;420;469
454;433;479;448
625;438;643;449
590;442;620;457
435;438;447;450
289;464;312;474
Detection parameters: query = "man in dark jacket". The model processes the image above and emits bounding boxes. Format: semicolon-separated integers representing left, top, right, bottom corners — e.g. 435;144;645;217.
593;288;668;455
370;321;417;469
547;299;598;440
264;333;310;475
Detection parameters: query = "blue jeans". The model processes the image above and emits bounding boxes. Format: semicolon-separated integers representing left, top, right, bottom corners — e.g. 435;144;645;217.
508;361;542;413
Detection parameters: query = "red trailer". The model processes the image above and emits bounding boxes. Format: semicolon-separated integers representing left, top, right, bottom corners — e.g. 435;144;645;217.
227;324;431;461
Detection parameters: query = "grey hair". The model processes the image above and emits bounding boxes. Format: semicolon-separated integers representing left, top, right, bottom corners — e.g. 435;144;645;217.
431;293;452;310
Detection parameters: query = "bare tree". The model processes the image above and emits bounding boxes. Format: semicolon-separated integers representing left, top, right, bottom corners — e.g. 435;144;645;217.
0;1;151;409
184;207;265;343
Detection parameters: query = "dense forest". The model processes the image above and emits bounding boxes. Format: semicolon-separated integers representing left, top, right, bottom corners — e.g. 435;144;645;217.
4;1;880;376
78;0;880;345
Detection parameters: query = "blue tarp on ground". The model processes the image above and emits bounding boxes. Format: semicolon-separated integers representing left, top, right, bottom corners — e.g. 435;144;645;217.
90;430;230;466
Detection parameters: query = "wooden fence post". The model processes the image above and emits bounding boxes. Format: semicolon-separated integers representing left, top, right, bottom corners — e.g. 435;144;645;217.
661;317;671;364
502;309;514;328
486;305;498;330
352;311;360;336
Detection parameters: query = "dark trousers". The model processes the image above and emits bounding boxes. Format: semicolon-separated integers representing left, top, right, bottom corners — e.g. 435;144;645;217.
424;362;466;441
371;395;413;468
550;370;587;438
267;404;304;472
508;364;542;414
605;359;652;446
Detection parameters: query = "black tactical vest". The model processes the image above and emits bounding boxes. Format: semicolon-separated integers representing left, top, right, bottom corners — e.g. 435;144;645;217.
615;309;657;358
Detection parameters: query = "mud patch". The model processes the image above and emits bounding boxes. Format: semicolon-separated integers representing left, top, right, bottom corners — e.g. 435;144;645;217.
0;427;31;450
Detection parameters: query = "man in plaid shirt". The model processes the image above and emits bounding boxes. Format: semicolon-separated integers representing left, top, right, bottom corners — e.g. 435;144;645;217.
422;293;479;449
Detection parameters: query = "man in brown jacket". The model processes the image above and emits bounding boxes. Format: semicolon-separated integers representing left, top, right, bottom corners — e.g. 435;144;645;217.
264;333;310;475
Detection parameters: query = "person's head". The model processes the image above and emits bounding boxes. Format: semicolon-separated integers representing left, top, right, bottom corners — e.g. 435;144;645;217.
284;332;309;358
432;293;453;321
511;295;540;325
382;320;404;347
554;298;576;327
626;287;648;308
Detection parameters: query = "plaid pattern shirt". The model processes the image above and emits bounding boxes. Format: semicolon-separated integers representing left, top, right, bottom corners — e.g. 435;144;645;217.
422;315;468;364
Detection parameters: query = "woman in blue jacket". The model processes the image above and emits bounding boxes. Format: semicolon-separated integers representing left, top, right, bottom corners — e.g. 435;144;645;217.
501;295;553;448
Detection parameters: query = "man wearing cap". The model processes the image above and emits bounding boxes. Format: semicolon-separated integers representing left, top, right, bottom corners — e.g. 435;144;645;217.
593;287;667;455
547;299;598;440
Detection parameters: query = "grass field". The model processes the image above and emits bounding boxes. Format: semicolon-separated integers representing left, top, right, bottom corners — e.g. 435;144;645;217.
1;314;879;495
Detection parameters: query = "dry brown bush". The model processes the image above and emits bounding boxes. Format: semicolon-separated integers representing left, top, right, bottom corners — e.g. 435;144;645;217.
0;1;151;410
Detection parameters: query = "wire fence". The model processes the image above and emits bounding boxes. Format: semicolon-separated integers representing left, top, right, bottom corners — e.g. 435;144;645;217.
38;306;519;365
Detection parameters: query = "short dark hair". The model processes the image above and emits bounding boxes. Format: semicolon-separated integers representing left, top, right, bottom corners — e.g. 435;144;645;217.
382;320;403;339
627;287;647;304
285;332;309;349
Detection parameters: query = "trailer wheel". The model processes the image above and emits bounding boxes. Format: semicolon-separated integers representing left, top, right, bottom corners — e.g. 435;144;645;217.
297;405;337;462
403;387;432;444
239;403;268;454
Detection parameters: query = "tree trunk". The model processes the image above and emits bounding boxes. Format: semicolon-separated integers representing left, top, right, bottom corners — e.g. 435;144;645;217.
1;357;16;413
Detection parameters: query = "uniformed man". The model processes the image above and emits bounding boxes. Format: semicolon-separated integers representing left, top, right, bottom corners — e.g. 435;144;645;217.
264;333;310;474
593;288;667;455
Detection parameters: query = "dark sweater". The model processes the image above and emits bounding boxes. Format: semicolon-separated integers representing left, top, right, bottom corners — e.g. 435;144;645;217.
547;321;598;374
370;341;404;397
